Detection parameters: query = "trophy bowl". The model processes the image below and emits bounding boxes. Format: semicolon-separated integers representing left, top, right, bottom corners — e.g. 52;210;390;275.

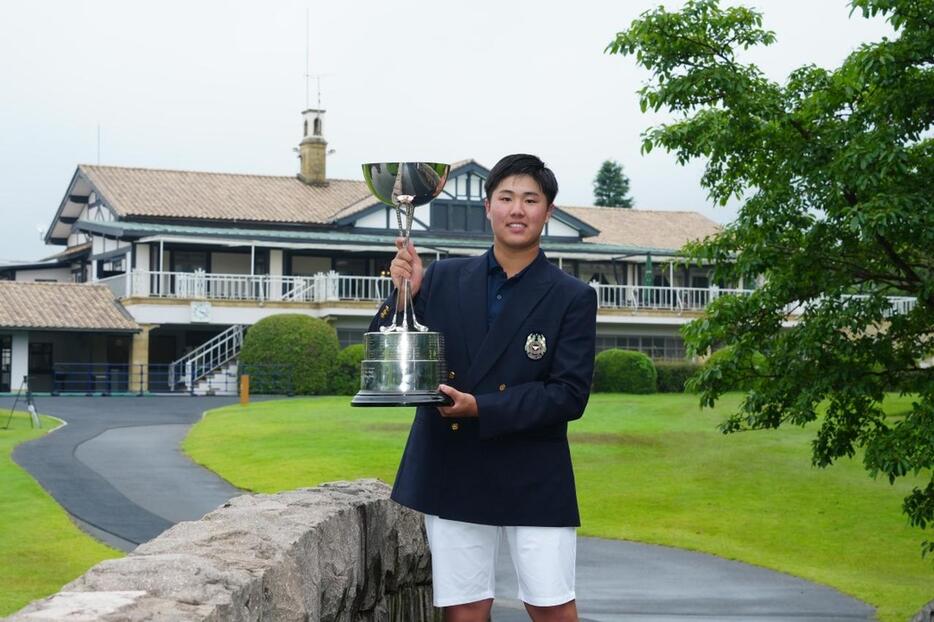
352;162;452;407
362;162;450;208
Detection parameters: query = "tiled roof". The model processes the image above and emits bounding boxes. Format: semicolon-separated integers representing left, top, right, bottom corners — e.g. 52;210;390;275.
79;165;373;225
0;282;139;332
77;219;673;255
560;206;722;251
40;242;92;262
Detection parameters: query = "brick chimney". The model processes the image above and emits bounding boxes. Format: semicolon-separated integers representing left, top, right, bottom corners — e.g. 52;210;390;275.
298;108;327;185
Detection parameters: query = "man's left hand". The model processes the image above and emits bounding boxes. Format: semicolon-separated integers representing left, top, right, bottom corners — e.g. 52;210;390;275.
437;384;478;418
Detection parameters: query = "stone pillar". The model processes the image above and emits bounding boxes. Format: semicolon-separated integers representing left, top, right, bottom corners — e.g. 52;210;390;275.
10;332;28;392
128;325;156;393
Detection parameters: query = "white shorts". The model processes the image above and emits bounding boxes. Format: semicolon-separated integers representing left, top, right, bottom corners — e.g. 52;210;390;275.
424;514;576;608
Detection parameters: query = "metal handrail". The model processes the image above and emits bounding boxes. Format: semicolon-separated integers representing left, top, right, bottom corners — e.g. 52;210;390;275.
168;324;244;391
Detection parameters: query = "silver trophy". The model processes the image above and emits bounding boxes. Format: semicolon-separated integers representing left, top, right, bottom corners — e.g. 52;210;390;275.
352;162;452;407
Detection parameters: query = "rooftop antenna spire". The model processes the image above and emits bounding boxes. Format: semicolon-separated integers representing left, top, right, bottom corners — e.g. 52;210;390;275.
304;5;310;108
303;5;331;110
97;123;101;165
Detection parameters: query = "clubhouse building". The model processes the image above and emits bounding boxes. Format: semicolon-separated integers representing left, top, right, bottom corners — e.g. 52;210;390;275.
0;108;733;395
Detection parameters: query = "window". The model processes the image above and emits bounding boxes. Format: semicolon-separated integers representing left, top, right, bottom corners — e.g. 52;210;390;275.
431;202;488;233
431;203;449;230
333;257;367;276
450;205;467;231
595;335;686;360
467;207;485;232
173;250;208;273
337;329;364;349
28;343;53;374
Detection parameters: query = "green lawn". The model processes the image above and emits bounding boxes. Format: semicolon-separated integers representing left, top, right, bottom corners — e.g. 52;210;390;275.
184;393;932;621
0;412;122;616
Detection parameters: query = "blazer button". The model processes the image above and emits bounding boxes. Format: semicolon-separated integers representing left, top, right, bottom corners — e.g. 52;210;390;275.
450;422;460;431
448;370;456;380
498;383;506;392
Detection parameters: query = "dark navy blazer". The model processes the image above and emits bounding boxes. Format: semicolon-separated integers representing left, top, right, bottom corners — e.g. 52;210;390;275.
369;250;597;527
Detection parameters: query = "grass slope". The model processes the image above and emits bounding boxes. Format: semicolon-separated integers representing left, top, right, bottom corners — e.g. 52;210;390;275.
183;394;932;621
0;412;121;616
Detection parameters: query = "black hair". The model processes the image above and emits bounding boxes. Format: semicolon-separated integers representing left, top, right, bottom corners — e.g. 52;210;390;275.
484;154;558;206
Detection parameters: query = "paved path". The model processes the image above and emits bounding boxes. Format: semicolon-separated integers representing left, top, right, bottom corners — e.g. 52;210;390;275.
2;396;876;621
4;396;243;550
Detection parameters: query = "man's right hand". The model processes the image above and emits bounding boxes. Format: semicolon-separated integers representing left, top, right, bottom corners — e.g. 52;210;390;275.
390;238;424;297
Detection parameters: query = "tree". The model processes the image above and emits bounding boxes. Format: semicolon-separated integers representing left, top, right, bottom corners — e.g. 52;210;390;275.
608;0;933;554
593;160;634;207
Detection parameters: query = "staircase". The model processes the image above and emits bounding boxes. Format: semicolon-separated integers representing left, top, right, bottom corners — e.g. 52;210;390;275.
168;325;245;394
191;361;239;396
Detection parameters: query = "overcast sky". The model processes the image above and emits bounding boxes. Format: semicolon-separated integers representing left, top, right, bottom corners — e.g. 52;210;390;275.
0;0;893;262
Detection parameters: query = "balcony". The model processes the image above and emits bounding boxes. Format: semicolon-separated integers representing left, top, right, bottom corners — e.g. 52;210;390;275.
96;270;916;316
98;270;392;304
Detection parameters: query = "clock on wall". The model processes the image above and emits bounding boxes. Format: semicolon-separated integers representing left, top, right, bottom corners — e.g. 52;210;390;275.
190;301;212;323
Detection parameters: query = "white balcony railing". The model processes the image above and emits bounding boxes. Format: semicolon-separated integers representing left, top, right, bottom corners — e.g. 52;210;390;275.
119;269;393;304
590;284;754;312
102;269;917;316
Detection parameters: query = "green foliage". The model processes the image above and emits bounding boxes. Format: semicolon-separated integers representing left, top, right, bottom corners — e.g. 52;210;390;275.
329;344;365;395
609;0;934;554
240;314;340;395
593;160;634;207
693;346;768;393
1;413;121;615
655;360;702;392
593;349;657;393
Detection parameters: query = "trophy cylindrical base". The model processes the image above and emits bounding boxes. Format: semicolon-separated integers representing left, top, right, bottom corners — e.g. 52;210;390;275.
352;330;450;408
351;391;453;407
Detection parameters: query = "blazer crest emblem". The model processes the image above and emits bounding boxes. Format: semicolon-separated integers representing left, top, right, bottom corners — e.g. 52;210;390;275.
525;332;547;360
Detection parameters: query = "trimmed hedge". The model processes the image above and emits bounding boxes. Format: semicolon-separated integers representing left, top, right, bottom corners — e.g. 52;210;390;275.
593;349;657;393
655;361;702;393
329;344;365;395
240;314;340;395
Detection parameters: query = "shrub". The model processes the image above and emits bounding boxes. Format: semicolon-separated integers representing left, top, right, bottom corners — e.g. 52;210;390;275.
240;314;340;395
655;361;702;393
330;344;365;395
593;349;657;393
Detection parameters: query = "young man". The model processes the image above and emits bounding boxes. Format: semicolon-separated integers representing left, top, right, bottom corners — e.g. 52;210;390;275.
371;154;597;622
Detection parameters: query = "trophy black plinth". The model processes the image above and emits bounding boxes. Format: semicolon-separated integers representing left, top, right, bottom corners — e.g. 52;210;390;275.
351;391;453;407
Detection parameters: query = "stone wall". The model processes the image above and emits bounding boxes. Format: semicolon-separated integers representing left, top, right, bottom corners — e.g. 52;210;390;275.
913;598;934;622
8;479;438;621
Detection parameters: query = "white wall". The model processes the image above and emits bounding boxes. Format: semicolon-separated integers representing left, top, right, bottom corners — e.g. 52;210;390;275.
14;267;72;282
123;302;379;326
91;235;131;257
547;218;578;237
136;243;150;271
11;332;28;390
355;209;386;229
413;204;429;231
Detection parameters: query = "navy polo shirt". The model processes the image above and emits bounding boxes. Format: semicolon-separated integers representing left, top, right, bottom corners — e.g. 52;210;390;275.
486;248;542;329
